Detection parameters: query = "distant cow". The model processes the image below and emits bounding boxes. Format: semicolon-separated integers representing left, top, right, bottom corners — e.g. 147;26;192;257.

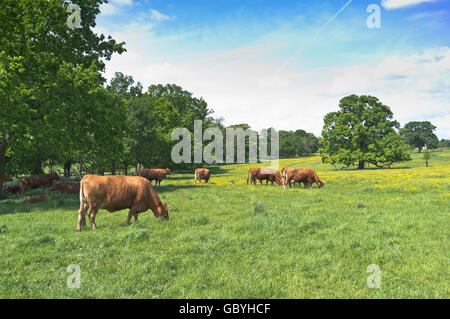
282;168;324;189
0;174;13;198
4;185;20;196
19;173;60;194
50;182;80;194
247;168;282;185
194;168;210;183
77;175;169;231
24;194;48;204
151;168;173;177
138;169;165;186
0;174;13;184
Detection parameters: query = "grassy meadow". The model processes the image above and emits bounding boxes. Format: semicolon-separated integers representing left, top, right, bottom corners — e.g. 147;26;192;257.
0;150;448;298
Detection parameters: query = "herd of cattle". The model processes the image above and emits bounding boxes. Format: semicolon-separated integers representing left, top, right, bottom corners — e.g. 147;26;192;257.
0;166;323;230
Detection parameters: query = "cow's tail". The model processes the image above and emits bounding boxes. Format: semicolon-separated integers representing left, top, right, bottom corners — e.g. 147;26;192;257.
79;178;88;211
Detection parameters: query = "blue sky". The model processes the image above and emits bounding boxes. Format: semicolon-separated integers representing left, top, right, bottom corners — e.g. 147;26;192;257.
95;0;450;138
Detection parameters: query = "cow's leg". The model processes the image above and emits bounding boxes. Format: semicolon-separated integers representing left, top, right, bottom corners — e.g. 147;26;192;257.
77;202;88;231
134;213;139;223
89;207;98;230
124;208;137;226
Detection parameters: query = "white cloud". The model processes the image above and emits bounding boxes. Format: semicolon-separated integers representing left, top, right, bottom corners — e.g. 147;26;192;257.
110;0;133;5
150;9;175;22
99;20;450;139
99;3;119;16
381;0;435;10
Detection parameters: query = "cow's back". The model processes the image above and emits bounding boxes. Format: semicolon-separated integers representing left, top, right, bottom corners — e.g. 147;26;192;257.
81;175;152;212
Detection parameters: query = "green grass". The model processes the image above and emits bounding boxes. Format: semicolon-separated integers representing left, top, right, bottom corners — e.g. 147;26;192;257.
0;150;448;298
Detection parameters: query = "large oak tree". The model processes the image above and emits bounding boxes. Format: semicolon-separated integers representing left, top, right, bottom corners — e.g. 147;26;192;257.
320;95;411;169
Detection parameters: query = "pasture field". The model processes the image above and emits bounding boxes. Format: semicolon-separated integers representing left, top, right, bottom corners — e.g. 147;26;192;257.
0;150;448;298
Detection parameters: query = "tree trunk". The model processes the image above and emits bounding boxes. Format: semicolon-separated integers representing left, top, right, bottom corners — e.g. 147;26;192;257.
426;160;428;167
418;147;422;153
64;160;72;178
0;131;9;199
79;158;84;179
124;164;128;176
0;141;7;177
33;158;43;175
111;162;116;175
358;160;365;169
0;145;5;200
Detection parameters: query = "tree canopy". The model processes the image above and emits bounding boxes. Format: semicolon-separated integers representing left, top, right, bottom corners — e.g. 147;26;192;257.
0;0;126;181
400;121;439;152
320;95;411;168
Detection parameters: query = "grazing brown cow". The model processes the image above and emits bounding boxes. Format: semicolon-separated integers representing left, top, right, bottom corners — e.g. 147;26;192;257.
0;174;13;198
152;168;173;176
247;168;282;185
138;169;165;186
19;173;60;194
77;175;169;231
4;185;20;196
24;194;48;204
50;182;80;194
194;168;210;183
282;168;324;189
0;174;13;184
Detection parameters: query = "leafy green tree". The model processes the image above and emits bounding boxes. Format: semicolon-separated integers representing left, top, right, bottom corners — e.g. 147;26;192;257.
400;121;439;153
279;129;318;157
320;95;411;169
0;0;125;179
438;139;450;149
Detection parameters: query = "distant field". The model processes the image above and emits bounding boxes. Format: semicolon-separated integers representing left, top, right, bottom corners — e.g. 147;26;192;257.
0;150;448;298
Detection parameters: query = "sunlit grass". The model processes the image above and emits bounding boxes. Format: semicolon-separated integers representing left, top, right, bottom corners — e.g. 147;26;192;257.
0;150;448;298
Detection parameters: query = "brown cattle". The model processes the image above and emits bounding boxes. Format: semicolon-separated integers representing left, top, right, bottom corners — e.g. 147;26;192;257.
0;174;13;184
138;169;165;186
24;194;48;204
247;168;282;185
282;168;324;189
151;168;173;177
0;174;13;198
77;175;168;231
194;168;210;183
50;182;80;194
19;173;60;194
4;185;20;196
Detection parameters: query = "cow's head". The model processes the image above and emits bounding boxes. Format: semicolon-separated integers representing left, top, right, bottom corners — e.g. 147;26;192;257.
275;172;283;186
157;202;169;220
165;168;172;175
317;180;325;188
